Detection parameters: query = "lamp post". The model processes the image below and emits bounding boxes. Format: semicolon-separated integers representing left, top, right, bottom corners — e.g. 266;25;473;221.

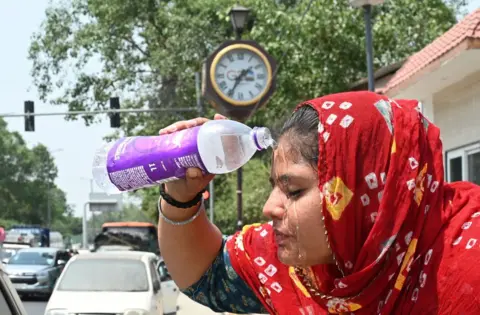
229;5;251;40
228;4;251;231
350;0;384;92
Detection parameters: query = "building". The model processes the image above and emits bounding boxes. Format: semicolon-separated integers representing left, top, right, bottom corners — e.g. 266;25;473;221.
352;8;480;185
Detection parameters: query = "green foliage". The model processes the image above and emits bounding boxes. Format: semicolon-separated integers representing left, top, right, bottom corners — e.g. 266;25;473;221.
0;118;74;230
51;206;83;238
213;158;271;235
28;0;466;232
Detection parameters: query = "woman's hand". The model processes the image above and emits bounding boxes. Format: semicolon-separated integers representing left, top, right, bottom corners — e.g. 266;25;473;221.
158;114;228;202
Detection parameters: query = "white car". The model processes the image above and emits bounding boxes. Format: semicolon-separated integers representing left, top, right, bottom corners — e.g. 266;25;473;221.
44;251;167;315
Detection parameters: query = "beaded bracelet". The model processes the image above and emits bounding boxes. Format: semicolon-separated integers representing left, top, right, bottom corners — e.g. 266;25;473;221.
158;196;204;226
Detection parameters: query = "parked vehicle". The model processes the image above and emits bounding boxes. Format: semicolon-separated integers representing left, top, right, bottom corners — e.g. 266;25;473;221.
4;231;40;248
8;225;50;247
45;251;167;315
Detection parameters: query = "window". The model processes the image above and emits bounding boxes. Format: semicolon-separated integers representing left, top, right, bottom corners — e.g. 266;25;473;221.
57;259;149;292
8;251;54;266
97;225;159;254
446;143;480;185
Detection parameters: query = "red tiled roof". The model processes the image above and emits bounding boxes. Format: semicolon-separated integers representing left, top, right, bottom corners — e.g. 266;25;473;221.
383;8;480;93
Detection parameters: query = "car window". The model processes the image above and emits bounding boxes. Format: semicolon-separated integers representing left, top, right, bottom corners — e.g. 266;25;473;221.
8;251;53;265
57;259;149;292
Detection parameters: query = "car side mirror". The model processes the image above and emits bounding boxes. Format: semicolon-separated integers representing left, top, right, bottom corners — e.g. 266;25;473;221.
2;258;8;264
153;280;161;292
157;264;172;282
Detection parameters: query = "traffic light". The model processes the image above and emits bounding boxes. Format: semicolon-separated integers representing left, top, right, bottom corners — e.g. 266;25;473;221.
24;101;35;132
109;97;121;128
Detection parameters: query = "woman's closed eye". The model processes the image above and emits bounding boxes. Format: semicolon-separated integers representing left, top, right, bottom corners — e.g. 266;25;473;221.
287;189;304;199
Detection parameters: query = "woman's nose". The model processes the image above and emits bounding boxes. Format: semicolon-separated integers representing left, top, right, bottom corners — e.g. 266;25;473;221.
263;189;286;220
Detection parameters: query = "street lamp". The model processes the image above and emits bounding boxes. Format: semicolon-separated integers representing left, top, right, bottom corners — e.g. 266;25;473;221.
229;5;251;40
350;0;385;92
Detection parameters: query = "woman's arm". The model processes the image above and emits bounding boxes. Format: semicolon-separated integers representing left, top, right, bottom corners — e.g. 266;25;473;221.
157;115;265;313
182;236;268;314
158;196;223;289
157;116;226;289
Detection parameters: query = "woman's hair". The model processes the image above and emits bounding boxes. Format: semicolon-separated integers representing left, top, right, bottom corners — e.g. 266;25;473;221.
279;105;319;166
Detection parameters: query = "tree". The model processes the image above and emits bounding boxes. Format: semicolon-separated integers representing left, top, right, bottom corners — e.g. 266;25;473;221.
29;0;466;232
51;204;83;238
0;118;71;226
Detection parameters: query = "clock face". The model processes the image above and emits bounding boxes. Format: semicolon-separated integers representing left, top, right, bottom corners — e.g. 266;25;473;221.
212;47;271;105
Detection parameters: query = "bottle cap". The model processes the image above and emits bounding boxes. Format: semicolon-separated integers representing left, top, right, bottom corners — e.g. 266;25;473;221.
253;127;274;150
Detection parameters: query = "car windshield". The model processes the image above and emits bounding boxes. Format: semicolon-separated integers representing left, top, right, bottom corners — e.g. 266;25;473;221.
8;251;54;265
0;249;17;260
57;259;149;292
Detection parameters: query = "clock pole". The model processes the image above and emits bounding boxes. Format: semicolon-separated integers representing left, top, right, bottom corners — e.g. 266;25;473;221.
202;5;276;233
229;4;251;231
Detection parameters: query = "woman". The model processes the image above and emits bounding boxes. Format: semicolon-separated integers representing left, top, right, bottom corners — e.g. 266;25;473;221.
158;91;480;314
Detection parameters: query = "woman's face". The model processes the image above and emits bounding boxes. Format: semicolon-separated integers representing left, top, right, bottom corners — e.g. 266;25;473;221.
263;136;333;267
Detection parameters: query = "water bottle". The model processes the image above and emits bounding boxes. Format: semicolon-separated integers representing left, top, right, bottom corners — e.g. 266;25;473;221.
92;120;274;194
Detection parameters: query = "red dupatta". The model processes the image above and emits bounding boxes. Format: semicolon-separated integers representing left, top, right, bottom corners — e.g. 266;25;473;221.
225;91;480;314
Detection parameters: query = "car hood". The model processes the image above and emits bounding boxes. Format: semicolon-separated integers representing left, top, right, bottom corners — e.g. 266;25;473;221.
47;290;152;313
4;264;49;275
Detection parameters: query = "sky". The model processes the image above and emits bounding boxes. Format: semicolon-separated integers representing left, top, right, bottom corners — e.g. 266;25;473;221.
0;0;479;218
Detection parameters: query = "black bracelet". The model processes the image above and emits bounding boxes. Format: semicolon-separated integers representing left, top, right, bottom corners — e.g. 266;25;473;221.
159;184;205;209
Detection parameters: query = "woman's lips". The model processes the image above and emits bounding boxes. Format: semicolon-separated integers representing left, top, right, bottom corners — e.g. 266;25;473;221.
274;230;291;245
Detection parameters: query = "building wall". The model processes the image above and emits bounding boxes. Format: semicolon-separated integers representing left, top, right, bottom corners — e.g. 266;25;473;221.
433;74;480;152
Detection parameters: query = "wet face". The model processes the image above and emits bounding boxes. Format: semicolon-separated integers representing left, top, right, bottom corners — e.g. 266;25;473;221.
263;136;334;267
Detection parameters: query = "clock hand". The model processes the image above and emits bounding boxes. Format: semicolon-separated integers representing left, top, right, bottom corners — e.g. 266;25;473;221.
228;67;252;97
228;69;248;96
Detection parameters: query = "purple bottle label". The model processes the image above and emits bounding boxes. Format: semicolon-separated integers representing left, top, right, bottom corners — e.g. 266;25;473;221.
106;126;207;192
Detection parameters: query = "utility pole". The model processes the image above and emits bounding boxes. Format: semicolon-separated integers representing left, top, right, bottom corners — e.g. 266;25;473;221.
350;0;385;92
47;181;51;228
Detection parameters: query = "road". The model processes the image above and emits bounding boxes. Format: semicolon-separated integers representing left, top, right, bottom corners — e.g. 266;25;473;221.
23;293;221;315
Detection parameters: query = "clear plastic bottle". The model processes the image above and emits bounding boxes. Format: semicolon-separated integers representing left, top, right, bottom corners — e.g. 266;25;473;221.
92;120;274;194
